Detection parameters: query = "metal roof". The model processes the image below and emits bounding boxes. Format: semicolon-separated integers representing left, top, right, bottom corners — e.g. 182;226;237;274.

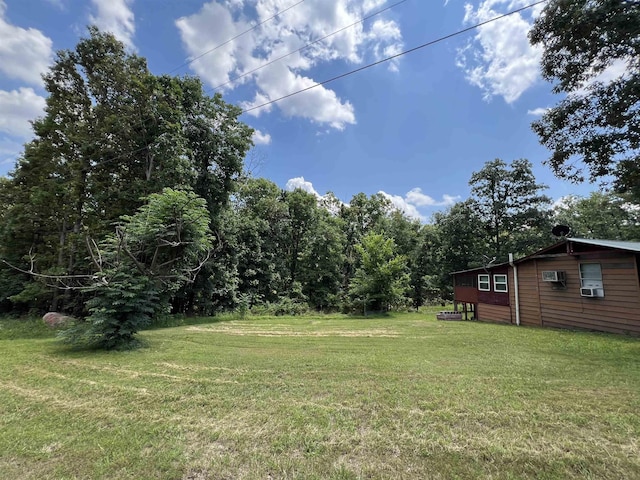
450;262;510;275
450;237;640;275
568;238;640;253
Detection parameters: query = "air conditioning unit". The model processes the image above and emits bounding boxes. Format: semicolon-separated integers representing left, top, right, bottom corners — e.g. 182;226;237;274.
542;271;565;282
580;287;603;298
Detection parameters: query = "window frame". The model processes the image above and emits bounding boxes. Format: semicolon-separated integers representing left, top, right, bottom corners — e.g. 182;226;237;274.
579;263;604;296
478;274;490;291
493;274;508;293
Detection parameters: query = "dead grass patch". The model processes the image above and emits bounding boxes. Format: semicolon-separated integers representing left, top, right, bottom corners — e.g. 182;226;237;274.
187;325;399;337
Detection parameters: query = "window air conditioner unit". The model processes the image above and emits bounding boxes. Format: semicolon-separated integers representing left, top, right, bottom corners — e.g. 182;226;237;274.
542;271;565;282
580;287;598;297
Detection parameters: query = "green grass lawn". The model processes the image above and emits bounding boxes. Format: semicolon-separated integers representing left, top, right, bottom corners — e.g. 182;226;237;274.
1;309;639;479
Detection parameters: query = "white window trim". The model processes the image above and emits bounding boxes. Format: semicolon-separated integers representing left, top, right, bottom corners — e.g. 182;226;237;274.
478;274;490;291
493;274;508;293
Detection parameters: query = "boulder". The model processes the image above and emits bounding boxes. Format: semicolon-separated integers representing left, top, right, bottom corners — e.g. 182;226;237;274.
42;312;75;328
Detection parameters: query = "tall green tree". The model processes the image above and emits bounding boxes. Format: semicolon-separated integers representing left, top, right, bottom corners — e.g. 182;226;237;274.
283;189;318;289
231;178;289;305
298;209;346;310
349;233;409;312
431;200;485;297
0;27;252;314
529;0;640;199
339;193;391;289
379;210;432;309
469;159;553;260
408;225;437;309
167;82;252;314
553;192;640;240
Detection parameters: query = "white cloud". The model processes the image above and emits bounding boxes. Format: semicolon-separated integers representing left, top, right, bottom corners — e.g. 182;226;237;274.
252;128;272;145
405;188;460;207
527;107;548;116
90;0;135;49
379;191;424;220
363;0;386;12
0;88;46;138
286;176;321;197
0;1;53;85
381;188;460;220
285;177;347;214
176;0;403;130
573;57;631;96
0;87;43;169
241;63;356;129
457;0;542;103
366;19;403;71
285;177;458;220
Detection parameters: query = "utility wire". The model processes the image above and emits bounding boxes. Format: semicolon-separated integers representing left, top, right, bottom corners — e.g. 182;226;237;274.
76;0;406;169
68;0;548;170
241;0;548;114
212;0;408;92
169;0;308;74
55;1;310;170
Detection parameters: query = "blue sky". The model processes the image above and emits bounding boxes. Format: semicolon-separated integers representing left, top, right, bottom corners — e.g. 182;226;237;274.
0;0;598;220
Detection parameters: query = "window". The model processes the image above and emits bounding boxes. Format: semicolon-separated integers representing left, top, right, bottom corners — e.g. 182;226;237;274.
478;274;490;291
579;263;604;296
493;274;508;292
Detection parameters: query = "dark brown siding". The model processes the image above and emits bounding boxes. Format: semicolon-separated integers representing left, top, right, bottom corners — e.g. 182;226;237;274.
478;291;510;306
477;303;512;324
527;254;640;334
454;286;478;303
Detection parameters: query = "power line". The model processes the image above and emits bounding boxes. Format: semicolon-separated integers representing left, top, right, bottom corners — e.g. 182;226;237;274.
241;0;549;114
75;0;407;170
211;0;408;92
47;0;548;171
169;0;308;74
53;1;311;171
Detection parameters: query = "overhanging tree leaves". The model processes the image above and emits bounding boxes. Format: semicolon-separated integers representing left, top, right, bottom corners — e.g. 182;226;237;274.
529;0;640;197
553;192;640;240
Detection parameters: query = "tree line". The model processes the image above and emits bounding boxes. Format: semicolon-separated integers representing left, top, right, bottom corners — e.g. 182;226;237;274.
0;0;637;348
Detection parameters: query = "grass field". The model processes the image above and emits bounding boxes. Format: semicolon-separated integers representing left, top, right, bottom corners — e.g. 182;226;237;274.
1;309;640;479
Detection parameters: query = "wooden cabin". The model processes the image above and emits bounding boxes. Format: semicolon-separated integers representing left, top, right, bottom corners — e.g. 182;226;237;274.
451;238;640;335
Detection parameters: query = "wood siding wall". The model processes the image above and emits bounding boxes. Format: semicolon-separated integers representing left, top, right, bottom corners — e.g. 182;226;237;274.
478;291;510;306
513;261;542;327
518;253;640;334
477;303;511;324
454;286;478;303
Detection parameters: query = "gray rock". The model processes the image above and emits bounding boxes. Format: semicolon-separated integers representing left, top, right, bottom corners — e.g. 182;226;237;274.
42;312;75;328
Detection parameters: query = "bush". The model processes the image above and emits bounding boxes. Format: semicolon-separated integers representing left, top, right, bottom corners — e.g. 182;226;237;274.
58;272;158;350
250;298;309;316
